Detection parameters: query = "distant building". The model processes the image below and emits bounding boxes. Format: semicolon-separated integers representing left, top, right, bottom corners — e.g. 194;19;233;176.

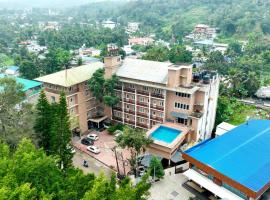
79;47;101;57
36;63;105;134
215;122;236;136
194;24;217;39
194;40;228;54
102;20;116;29
0;74;42;104
122;45;135;56
128;37;154;46
256;86;270;99
126;22;140;33
5;66;19;76
183;120;270;200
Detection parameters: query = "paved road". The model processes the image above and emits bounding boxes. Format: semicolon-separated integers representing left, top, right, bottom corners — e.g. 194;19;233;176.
149;167;195;200
72;149;114;178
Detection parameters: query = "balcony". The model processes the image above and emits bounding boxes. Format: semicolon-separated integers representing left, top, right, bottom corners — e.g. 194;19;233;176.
151;93;164;99
113;106;122;112
115;85;122;90
151;104;164;111
124;109;135;115
194;104;204;112
136;122;149;129
190;111;203;119
137;101;149;107
124;98;135;104
137;90;149;96
124;119;135;125
137;112;148;118
112;116;123;122
124;87;135;93
151;115;163;122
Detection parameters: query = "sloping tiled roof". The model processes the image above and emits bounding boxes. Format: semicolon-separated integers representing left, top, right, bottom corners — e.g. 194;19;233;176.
116;58;172;84
35;62;103;87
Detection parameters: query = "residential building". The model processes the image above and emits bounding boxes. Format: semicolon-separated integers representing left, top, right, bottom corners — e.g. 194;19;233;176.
35;63;104;133
183;120;270;200
4;66;19;76
102;20;116;29
104;56;220;143
126;22;140;33
128;37;154;46
0;74;42;104
79;47;101;57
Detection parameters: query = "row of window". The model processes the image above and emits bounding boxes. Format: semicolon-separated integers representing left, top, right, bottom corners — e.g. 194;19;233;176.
175;92;191;98
177;117;188;125
174;102;190;110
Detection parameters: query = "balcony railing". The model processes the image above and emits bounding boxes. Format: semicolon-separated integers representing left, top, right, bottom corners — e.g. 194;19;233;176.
136;122;149;129
137;112;148;118
137;90;149;96
151;104;164;111
151;93;164;99
115;85;122;90
113;106;122;112
124;109;135;115
124;98;135;104
112;116;123;121
124;87;135;93
137;101;149;107
151;115;163;122
124;119;135;125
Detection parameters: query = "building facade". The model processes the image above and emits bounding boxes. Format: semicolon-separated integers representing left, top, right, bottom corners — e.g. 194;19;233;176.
105;57;220;142
36;63;104;134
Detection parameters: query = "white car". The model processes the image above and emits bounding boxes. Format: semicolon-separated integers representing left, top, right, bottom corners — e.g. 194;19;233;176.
86;146;101;154
87;133;99;141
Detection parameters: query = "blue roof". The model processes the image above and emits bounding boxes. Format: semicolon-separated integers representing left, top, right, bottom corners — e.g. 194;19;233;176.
6;66;19;71
185;120;270;192
0;74;42;91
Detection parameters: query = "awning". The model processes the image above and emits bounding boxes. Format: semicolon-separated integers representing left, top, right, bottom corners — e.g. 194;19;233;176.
170;112;188;119
170;151;184;163
183;169;244;200
88;116;108;123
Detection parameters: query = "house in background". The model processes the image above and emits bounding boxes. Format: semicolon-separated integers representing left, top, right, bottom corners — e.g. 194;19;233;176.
0;74;42;104
4;66;20;76
126;22;140;34
102;20;116;29
128;37;154;46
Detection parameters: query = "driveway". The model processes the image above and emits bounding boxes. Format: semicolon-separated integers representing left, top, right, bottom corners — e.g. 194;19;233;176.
72;130;131;175
149;167;195;200
72;149;114;178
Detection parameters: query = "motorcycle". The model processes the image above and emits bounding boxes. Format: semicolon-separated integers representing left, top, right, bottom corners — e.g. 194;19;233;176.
83;160;89;168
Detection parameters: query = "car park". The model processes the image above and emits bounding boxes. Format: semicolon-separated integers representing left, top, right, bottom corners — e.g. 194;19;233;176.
87;133;99;141
86;146;101;154
81;137;94;146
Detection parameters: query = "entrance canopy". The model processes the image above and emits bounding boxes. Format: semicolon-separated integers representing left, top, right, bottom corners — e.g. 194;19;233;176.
184;169;244;200
88;116;108;123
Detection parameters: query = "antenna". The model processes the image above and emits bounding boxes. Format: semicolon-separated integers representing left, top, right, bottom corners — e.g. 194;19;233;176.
246;116;250;125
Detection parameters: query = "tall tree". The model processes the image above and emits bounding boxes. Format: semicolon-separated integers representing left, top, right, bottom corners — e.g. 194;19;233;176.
148;156;164;180
169;45;192;63
50;92;73;170
34;90;52;152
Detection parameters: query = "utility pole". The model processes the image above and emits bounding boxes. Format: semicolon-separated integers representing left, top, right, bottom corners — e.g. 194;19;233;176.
112;146;120;176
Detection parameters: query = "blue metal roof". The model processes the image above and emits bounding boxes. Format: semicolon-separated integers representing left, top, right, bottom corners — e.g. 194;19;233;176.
6;66;19;71
0;74;41;91
185;120;270;192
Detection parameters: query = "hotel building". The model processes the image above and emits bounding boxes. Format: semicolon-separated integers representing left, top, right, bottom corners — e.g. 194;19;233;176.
36;63;104;133
104;56;220;143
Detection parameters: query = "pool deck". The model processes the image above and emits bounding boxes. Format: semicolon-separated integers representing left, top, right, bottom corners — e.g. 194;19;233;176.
146;122;190;159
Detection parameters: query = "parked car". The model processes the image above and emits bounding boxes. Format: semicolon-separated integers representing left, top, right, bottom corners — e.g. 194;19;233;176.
86;146;101;154
87;133;99;141
81;137;94;146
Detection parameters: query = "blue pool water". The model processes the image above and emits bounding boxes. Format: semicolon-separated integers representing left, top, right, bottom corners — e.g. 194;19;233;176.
151;126;181;144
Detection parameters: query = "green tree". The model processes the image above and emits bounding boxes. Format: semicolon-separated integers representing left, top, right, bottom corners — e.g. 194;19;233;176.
142;45;169;62
89;68;106;102
148;156;164;180
116;126;152;172
19;60;40;80
77;57;83;66
169;45;192;63
34;90;52;152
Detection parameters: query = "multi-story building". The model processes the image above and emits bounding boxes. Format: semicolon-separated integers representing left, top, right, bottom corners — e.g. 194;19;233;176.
36;63;104;134
104;56;220;142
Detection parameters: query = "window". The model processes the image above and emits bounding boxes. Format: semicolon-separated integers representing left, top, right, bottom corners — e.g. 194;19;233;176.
140;97;144;102
70;98;73;102
126;105;130;109
143;86;148;91
126;94;130;99
160;101;164;106
176;92;190;98
131;95;135;100
177;117;188;125
154;88;162;94
174;102;189;110
129;84;135;89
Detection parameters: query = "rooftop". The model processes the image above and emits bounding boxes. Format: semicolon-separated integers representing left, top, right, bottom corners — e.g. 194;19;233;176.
184;120;270;194
6;66;19;71
35;62;103;87
0;74;41;91
116;58;172;84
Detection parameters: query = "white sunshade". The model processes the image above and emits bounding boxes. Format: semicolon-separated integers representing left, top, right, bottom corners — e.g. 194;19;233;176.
183;169;244;200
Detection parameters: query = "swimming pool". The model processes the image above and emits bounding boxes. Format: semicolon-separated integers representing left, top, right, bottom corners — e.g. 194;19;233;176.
150;125;182;144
